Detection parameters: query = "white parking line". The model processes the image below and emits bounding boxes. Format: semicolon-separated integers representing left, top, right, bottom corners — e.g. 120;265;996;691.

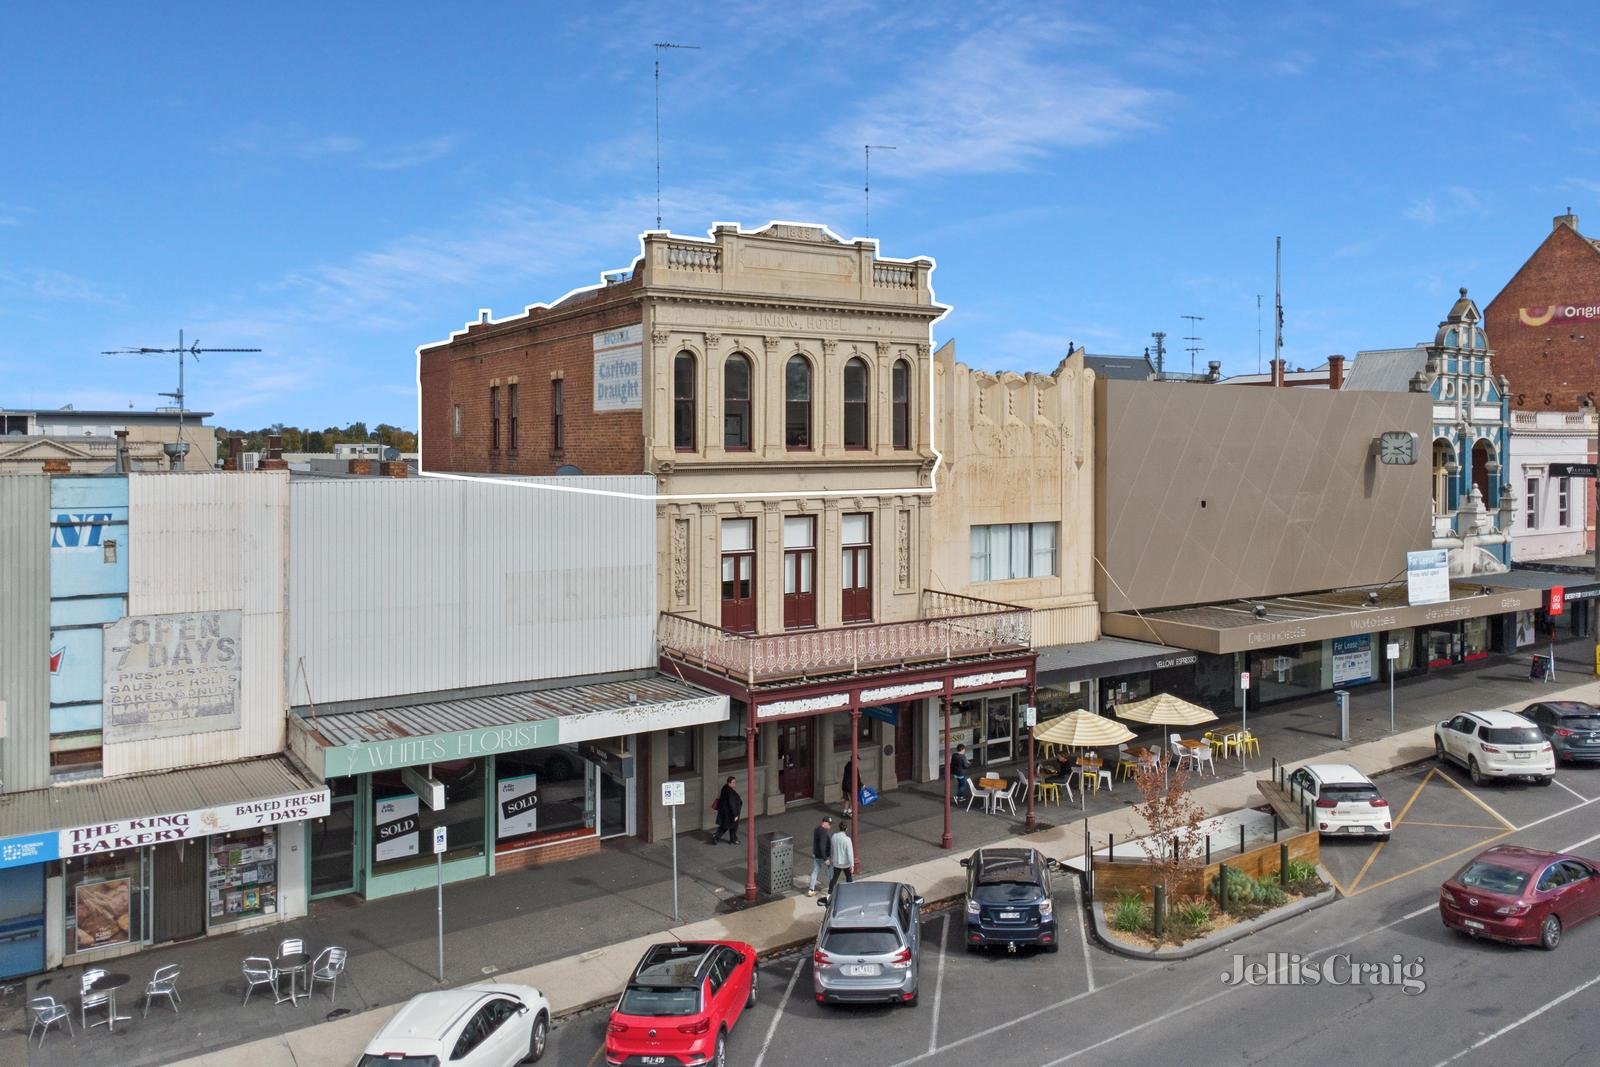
1552;777;1589;803
1430;970;1600;1066
751;954;805;1067
927;913;949;1055
1560;828;1600;853
1072;878;1095;993
1510;793;1598;833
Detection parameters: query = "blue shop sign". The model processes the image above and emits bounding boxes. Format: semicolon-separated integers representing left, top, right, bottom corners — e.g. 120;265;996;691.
0;831;59;869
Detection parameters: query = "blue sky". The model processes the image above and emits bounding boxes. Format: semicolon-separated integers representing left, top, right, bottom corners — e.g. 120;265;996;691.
2;1;1597;429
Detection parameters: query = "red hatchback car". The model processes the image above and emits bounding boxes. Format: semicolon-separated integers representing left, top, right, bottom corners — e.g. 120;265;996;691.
605;940;757;1067
1439;844;1600;950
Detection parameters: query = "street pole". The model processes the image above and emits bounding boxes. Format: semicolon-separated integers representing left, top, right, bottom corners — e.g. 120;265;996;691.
432;825;447;983
1025;685;1038;832
671;802;680;922
1593;382;1598;679
850;707;861;875
744;703;757;901
940;694;953;850
1389;653;1396;733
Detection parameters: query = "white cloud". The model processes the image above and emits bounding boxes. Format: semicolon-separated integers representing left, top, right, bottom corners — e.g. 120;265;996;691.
217;124;461;170
1404;196;1437;225
0;267;125;306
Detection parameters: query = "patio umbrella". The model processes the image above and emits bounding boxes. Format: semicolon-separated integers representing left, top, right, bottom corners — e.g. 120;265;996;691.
1114;693;1219;788
1033;711;1135;810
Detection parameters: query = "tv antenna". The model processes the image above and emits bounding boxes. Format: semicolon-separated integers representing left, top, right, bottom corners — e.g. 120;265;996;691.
1256;294;1263;374
1181;314;1205;375
1274;236;1284;373
1150;330;1167;378
102;329;260;470
864;144;896;240
654;42;701;230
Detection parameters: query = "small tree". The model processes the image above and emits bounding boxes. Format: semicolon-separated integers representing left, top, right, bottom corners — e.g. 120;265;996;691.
1130;759;1210;939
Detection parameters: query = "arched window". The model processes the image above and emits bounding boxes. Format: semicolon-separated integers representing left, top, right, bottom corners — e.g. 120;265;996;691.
785;355;812;450
724;354;752;450
843;357;870;450
673;351;696;451
891;360;912;450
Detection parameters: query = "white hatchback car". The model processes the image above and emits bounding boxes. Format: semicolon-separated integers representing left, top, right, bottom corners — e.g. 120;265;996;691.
359;983;550;1066
1288;763;1392;838
1435;710;1556;786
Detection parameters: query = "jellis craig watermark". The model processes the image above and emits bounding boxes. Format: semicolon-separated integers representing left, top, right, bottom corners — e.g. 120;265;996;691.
1222;952;1427;996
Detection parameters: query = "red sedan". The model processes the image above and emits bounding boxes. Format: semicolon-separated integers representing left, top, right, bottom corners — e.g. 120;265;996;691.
1439;844;1600;950
605;940;757;1067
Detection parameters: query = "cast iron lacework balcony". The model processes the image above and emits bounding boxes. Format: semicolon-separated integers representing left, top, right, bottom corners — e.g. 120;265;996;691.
658;590;1031;687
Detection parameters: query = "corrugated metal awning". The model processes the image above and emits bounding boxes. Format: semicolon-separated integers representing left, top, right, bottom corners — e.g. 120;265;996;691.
0;755;316;841
1035;636;1198;684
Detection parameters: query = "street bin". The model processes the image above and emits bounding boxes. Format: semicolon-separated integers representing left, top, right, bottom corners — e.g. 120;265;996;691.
757;831;793;895
1334;689;1350;742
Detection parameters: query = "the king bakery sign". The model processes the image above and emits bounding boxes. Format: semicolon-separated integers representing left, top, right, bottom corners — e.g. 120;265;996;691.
56;788;329;858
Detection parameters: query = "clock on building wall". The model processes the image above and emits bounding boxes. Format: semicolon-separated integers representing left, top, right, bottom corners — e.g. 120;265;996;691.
1377;431;1419;465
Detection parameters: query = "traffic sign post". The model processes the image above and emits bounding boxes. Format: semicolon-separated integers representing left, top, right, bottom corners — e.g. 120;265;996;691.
1386;643;1400;733
662;781;685;922
433;825;448;981
1240;672;1251;736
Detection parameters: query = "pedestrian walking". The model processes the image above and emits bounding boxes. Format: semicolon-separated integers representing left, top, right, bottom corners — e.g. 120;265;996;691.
710;776;742;845
806;815;832;896
827;819;856;895
841;758;855;817
950;743;971;805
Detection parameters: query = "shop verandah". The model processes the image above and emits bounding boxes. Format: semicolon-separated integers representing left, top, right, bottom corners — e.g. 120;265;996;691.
658;590;1043;899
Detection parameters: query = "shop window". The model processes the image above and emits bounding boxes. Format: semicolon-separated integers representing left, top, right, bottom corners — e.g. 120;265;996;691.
1463;617;1490;661
495;746;597;852
1251;644;1325;703
1037;683;1091;719
65;850;146;954
310;776;359;898
209;829;278;924
1526;477;1539;529
832;712;874;751
969;523;1058;581
666;727;697;775
1389;628;1418;671
718;704;758;767
371;759;486;873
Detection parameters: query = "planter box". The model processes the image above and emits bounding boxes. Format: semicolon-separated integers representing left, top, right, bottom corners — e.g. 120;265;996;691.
1091;829;1320;901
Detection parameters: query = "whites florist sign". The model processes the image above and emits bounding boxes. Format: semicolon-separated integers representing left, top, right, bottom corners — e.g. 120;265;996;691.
60;788;329;857
593;324;643;411
103;610;242;742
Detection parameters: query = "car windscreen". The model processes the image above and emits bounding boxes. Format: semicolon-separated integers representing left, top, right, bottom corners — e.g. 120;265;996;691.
1319;783;1380;803
618;986;700;1016
359;1057;441;1067
973;881;1041;903
1557;714;1600;727
1481;727;1544;745
823;927;902;955
1457;861;1529;895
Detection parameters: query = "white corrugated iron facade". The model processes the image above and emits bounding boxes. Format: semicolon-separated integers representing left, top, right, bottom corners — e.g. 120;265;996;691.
0;475;52;793
115;471;291;775
289;475;657;705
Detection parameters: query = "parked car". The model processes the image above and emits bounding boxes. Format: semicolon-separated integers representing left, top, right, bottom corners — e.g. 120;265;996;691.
358;983;549;1066
1288;763;1392;839
1434;710;1556;785
1521;701;1600;764
1439;844;1600;950
960;847;1061;952
813;880;923;1006
604;940;756;1067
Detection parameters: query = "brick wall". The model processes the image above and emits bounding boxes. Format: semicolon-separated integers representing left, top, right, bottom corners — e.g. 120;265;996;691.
1484;219;1600;411
418;278;647;475
494;834;602;872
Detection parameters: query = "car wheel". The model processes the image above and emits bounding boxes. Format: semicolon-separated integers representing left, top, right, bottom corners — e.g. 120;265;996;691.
714;1030;728;1067
747;967;758;1008
1536;776;1554;787
1045;942;1060;953
1469;758;1484;786
524;1012;548;1062
1540;914;1562;951
1434;738;1446;762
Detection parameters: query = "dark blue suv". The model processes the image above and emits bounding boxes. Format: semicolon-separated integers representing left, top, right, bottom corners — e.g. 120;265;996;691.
1523;701;1600;763
961;847;1060;952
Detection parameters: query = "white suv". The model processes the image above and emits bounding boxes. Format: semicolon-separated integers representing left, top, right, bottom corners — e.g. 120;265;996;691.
359;983;550;1066
1288;763;1392;838
1434;710;1556;786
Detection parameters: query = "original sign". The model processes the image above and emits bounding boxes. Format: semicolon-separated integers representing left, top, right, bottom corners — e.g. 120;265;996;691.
102;610;241;743
58;788;330;858
593;324;643;411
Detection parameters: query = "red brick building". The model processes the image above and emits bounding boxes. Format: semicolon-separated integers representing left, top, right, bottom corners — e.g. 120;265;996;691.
1483;212;1600;410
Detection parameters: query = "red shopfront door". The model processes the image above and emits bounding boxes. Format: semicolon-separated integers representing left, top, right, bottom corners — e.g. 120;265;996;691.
778;720;814;801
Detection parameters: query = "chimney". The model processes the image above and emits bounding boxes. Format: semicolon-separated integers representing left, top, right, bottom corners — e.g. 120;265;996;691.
258;432;289;471
114;429;130;472
1328;355;1346;390
347;458;375;476
1554;210;1580;233
380;460;410;478
227;435;245;471
1270;358;1286;387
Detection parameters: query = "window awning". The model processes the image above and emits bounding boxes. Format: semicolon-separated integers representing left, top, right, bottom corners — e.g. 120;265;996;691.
1035;636;1199;685
289;675;728;779
1100;582;1544;655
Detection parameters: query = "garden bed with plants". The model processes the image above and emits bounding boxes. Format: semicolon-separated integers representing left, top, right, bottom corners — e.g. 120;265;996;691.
1101;860;1329;952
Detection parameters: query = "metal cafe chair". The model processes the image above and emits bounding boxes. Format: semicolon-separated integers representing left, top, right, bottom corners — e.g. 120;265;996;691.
80;967;111;1029
242;957;278;1006
28;996;74;1047
309;946;349;1003
142;963;182;1016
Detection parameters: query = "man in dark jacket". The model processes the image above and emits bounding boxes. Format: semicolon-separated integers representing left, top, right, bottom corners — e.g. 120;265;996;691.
806;815;832;896
950;744;971;804
711;776;743;844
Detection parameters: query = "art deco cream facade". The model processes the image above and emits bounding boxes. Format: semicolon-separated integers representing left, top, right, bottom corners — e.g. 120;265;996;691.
927;344;1099;645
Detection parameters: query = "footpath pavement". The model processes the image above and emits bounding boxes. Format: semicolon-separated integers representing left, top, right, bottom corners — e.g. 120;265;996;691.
11;638;1599;1066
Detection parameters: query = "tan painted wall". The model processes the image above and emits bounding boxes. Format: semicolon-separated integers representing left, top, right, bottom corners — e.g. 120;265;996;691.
927;342;1099;643
1096;379;1433;613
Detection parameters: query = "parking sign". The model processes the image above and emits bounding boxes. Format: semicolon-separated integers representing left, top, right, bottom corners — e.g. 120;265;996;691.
432;826;447;854
661;781;685;807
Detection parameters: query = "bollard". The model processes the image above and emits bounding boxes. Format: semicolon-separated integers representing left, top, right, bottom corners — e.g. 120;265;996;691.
1218;861;1230;910
1205;835;1211;865
1271;757;1278;781
1304;805;1312;833
1153;885;1166;941
1109;833;1115;862
1273;817;1280;843
1083;820;1093;901
1239;824;1245;855
1280;843;1290;888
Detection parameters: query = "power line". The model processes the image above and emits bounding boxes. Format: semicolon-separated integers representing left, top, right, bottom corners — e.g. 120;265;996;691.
654;42;701;230
102;329;260;470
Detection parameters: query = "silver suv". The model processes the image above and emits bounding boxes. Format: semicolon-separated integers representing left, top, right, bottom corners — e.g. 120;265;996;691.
813;881;923;1006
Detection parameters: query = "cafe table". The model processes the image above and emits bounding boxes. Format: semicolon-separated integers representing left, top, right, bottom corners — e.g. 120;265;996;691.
276;952;312;1006
85;971;133;1031
973;776;1008;814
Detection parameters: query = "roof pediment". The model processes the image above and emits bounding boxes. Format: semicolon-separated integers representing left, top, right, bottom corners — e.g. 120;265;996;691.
0;437;96;461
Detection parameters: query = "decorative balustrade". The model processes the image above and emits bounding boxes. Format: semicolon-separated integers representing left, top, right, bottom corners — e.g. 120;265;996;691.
658;590;1030;687
663;244;721;273
871;262;917;289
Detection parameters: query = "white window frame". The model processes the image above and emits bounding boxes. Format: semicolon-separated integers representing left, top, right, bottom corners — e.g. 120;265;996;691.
969;523;1059;581
1558;477;1570;527
1526;476;1540;530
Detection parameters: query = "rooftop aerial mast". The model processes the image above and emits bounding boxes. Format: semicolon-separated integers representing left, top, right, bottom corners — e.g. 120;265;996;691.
102;330;261;469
